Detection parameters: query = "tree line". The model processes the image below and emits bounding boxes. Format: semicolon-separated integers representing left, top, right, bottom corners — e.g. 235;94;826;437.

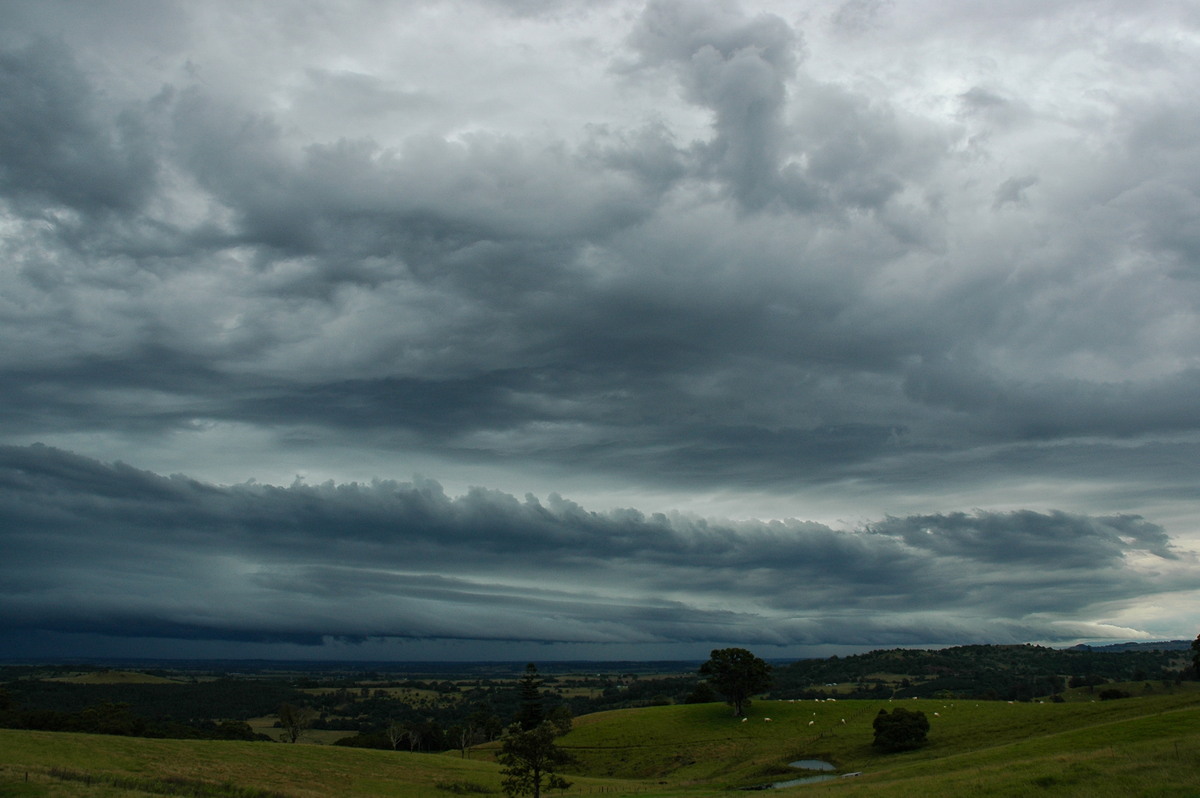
769;642;1195;700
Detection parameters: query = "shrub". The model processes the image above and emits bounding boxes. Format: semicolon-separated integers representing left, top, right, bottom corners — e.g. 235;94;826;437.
872;707;930;752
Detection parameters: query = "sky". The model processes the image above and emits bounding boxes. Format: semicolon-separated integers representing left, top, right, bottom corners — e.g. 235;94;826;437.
2;0;1199;663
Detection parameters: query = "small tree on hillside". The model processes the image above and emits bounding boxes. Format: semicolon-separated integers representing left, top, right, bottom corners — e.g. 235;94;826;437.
449;720;482;758
516;663;546;731
385;720;406;750
277;703;315;743
498;721;573;798
699;648;772;717
872;707;930;752
1191;632;1200;679
547;704;573;736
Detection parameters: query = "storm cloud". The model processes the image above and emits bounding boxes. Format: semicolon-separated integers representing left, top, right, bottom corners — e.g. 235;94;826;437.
2;0;1199;657
1;445;1186;655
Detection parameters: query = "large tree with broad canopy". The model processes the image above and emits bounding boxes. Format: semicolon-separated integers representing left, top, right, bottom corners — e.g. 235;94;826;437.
699;647;772;717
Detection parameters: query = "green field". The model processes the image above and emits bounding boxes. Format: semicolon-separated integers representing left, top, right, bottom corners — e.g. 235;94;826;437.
2;685;1198;796
46;672;185;686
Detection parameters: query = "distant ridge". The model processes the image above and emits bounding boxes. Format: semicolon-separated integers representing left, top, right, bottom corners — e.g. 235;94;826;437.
1067;640;1190;652
768;642;1192;701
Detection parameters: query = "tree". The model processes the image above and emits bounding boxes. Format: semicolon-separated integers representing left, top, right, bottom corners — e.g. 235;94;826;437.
1191;632;1200;678
498;722;573;798
449;720;482;758
516;663;545;731
468;708;505;742
872;707;930;752
685;682;717;704
277;703;315;743
77;702;145;736
547;704;573;736
699;648;772;717
385;720;406;750
404;723;423;752
213;720;260;741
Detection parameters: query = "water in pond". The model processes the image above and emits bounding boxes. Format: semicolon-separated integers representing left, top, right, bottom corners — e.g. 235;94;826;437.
762;759;839;789
788;760;835;771
769;774;838;788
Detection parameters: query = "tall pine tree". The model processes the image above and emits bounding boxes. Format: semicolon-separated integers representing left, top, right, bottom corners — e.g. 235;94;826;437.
516;663;545;731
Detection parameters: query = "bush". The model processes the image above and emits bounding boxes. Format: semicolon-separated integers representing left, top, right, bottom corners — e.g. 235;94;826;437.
872;707;930;751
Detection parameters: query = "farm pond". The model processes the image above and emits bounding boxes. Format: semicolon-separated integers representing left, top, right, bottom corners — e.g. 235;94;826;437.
746;759;863;790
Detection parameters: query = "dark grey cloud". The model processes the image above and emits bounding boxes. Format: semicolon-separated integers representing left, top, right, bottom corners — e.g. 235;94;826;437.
0;37;156;213
165;84;662;259
626;0;802;208
1;445;1187;654
904;361;1200;440
1;1;1199;654
0;5;1189;469
993;175;1037;209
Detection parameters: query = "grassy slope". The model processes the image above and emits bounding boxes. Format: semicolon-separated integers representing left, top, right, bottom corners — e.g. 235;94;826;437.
0;731;507;797
2;685;1197;796
0;730;646;798
551;686;1200;795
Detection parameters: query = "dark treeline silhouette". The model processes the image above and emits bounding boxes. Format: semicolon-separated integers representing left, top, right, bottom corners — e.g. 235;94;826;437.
769;643;1192;701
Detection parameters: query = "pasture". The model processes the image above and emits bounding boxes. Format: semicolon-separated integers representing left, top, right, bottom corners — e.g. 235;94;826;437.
1;684;1197;796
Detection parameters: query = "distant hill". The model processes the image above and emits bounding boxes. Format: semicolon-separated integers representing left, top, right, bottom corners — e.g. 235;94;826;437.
769;643;1193;701
1067;640;1191;652
48;669;182;685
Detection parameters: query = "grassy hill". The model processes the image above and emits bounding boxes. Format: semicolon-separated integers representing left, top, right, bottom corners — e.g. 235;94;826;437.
2;684;1197;796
